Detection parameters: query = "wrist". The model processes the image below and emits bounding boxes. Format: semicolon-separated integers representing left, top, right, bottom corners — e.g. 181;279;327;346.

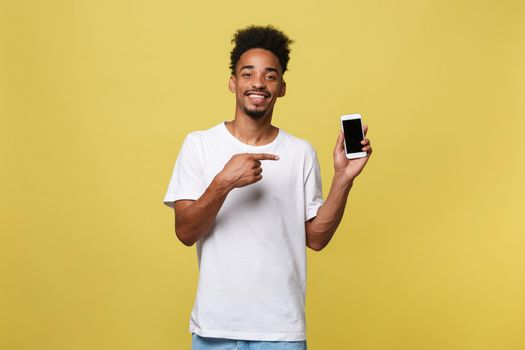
333;171;354;190
212;172;234;196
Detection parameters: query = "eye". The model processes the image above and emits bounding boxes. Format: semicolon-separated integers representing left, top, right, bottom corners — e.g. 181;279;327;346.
242;72;252;78
266;74;277;81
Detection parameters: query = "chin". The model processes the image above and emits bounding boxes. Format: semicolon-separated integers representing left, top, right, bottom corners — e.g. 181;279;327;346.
244;107;268;119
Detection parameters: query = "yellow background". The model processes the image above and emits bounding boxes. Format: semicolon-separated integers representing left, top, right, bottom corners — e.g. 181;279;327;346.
1;0;524;349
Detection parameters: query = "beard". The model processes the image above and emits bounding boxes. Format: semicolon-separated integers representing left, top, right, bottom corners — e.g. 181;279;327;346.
243;106;268;119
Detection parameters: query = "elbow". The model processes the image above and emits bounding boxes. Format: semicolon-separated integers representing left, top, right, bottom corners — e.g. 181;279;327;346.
306;225;335;252
305;220;330;252
179;237;195;247
306;239;327;252
174;215;198;246
174;227;196;247
176;232;196;247
306;229;332;252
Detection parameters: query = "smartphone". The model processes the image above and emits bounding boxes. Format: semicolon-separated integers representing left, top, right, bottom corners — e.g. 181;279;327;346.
340;114;367;159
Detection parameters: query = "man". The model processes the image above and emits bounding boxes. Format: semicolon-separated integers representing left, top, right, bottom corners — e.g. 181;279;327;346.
163;25;372;350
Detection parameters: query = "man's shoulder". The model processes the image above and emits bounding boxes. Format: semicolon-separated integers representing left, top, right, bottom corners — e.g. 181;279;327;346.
183;123;224;143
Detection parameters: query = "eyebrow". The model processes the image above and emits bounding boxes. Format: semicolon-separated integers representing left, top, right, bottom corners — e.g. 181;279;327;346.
239;65;280;74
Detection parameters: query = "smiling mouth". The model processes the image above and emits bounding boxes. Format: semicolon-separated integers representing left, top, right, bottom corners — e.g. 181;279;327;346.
245;90;270;104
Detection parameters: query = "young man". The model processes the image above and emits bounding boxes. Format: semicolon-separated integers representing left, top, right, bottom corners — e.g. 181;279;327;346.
163;25;372;350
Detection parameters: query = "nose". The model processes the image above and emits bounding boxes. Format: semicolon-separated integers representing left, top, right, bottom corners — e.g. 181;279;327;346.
251;74;266;89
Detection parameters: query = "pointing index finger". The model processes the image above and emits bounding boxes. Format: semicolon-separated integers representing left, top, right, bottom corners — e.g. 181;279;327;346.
251;153;280;161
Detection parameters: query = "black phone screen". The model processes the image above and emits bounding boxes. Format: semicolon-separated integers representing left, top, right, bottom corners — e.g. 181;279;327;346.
342;118;364;154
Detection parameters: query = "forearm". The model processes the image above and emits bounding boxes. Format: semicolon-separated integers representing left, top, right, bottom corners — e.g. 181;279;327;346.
175;175;232;246
174;152;278;246
306;175;353;251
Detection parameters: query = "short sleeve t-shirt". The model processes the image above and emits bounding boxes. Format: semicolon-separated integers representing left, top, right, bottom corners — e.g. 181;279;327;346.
163;122;324;341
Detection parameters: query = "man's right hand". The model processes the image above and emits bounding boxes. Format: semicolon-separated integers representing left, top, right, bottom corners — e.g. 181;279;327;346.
174;153;278;246
216;153;280;190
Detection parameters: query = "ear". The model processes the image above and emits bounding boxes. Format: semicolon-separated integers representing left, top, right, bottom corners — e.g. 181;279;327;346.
278;80;286;97
228;75;236;93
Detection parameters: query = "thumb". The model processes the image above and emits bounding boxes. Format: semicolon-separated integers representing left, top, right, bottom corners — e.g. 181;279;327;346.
334;131;345;153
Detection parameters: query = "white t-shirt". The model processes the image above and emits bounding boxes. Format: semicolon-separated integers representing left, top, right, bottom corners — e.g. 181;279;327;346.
163;122;324;341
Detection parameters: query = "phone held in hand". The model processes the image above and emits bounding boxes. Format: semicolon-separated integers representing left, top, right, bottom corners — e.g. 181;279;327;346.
340;114;367;159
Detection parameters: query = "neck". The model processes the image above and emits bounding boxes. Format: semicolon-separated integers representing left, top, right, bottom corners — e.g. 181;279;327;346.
226;112;278;146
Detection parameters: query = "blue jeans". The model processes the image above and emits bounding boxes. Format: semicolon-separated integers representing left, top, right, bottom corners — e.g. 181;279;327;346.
191;334;307;350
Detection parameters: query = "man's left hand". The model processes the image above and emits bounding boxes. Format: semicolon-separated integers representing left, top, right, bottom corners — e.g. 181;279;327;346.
333;125;372;184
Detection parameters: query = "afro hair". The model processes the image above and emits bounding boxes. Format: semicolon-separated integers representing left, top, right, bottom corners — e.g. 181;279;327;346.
229;25;294;76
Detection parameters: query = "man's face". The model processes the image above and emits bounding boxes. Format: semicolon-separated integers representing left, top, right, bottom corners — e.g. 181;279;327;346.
229;48;286;120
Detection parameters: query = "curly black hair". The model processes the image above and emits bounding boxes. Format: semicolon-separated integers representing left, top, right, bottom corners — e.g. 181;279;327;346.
229;25;294;76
